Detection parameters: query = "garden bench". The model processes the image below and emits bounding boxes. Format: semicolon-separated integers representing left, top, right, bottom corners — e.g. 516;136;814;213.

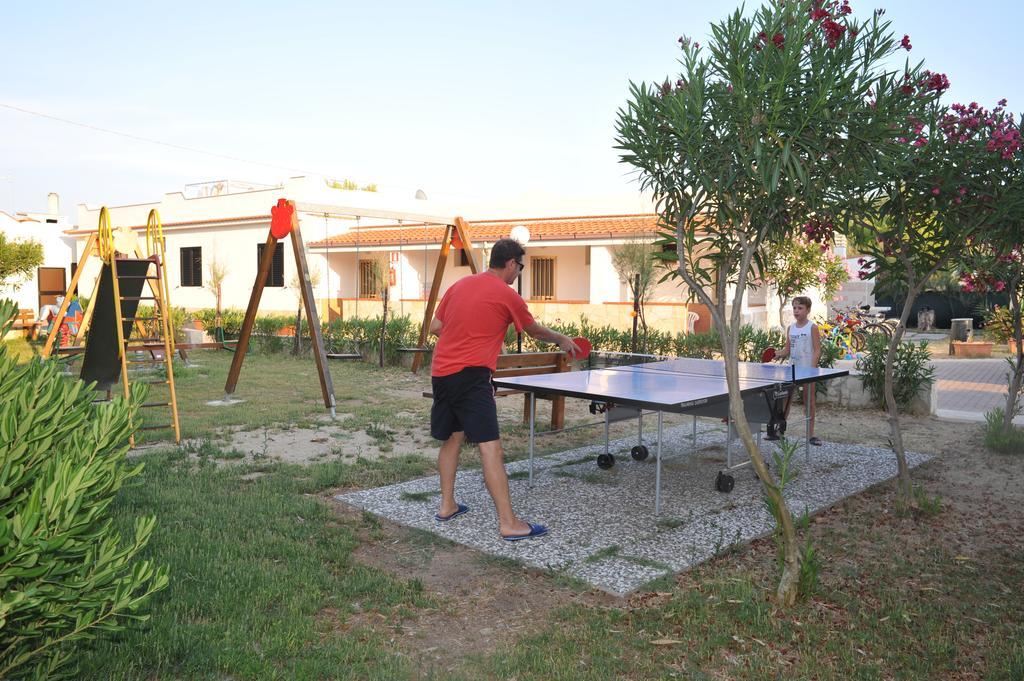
10;309;42;339
422;351;569;430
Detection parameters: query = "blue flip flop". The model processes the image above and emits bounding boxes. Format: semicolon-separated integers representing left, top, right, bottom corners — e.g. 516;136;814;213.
434;503;469;522
501;523;549;541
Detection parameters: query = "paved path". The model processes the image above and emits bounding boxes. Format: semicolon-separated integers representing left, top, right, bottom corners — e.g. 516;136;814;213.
931;358;1023;424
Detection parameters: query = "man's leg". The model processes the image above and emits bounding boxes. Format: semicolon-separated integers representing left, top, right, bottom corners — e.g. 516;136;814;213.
477;439;532;537
437;431;465;518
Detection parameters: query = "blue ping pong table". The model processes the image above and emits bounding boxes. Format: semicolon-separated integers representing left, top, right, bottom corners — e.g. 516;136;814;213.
492;357;848;514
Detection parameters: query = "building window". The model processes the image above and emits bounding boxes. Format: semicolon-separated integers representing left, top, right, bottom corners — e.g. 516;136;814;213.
530;257;555;301
458;249;472;267
180;247;203;287
359;260;380;298
257;242;285;287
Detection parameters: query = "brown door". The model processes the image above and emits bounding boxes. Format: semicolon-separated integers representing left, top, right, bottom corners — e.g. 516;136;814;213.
38;267;67;310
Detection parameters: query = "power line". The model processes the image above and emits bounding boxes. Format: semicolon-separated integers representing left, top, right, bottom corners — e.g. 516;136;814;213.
0;101;365;183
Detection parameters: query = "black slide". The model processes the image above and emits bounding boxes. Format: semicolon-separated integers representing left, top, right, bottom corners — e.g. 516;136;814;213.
80;259;151;391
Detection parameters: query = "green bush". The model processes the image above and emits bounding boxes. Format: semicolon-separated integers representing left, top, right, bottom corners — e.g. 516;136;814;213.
983;408;1024;454
251;314;293;354
193;308;246;337
321;314;419;364
738;325;786;363
818;336;844;368
134;305;188;343
855;333;936;410
0;300;168;679
983;305;1016;344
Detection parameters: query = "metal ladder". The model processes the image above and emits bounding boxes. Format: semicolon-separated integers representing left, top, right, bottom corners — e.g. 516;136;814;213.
99;208;181;445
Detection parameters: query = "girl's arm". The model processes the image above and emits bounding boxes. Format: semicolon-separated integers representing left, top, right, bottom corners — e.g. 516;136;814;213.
778;326;791;361
811;323;822;366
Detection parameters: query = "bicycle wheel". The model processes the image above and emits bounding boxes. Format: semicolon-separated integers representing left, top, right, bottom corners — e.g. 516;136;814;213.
851;331;867;352
862;322;892;339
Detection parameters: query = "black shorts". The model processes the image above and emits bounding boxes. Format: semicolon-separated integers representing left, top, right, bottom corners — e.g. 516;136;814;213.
431;367;500;443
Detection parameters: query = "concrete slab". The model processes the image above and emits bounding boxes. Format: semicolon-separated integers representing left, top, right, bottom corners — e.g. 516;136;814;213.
337;422;931;596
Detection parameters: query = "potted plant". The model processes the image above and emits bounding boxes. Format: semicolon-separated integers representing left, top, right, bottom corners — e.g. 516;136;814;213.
952;340;994;357
984;305;1016;353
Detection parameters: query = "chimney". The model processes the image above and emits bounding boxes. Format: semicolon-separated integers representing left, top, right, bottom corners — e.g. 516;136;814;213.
47;192;60;216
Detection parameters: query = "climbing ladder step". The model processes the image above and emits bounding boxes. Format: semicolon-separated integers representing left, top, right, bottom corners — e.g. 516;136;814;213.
141;401;171;408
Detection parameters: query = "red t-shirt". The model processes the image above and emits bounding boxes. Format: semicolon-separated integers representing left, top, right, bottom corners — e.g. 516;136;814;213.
431;272;535;377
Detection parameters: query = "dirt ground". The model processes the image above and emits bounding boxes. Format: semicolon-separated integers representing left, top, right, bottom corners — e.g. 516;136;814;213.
322;405;1024;677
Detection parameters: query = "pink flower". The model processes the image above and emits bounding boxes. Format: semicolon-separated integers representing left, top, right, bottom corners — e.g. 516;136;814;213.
931;187;940;195
901;34;912;50
773;32;785;49
995;281;1006;292
999;98;1008;106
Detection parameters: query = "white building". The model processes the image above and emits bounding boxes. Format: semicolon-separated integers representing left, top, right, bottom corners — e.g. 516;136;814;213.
62;176;838;334
0;193;76;315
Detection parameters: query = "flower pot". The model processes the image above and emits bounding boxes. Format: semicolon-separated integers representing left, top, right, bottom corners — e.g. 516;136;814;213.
1010;340;1020;355
952;341;994;358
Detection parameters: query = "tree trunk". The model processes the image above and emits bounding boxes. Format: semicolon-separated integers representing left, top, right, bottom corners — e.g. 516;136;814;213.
1003;276;1023;436
721;326;801;605
778;294;787;328
292;305;302;356
884;275;927;512
215;286;223;331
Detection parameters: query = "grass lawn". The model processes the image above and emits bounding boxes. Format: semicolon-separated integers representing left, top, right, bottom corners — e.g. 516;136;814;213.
4;344;1021;678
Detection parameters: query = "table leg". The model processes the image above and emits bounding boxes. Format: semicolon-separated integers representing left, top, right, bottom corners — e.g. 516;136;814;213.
692;415;697;454
529;392;536;486
655;411;664;516
604;407;610;457
804;388;810;463
638;410;644;448
726;410;732;470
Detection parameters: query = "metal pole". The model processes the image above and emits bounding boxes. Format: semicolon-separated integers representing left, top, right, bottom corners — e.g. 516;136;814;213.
692;415;698;454
655;411;663;515
517;274;523;353
528;392;536;486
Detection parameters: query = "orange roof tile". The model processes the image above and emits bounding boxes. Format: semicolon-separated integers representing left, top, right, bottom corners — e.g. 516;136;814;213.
307;214;663;248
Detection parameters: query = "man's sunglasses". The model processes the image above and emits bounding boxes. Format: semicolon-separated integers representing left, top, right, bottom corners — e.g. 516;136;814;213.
515;260;525;271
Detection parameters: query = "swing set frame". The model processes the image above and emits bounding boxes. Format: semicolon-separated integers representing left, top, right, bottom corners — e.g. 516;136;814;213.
223;198;478;411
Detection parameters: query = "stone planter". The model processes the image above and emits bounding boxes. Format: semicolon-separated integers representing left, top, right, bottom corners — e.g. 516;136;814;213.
952;341;994;358
1009;340;1020;355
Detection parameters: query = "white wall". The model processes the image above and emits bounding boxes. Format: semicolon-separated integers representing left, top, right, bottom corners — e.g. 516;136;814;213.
0;209;75;315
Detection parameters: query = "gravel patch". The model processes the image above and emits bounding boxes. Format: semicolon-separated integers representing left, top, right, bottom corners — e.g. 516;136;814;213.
337;421;931;595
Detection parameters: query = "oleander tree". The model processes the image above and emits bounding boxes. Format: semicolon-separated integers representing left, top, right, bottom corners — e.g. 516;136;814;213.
958;215;1024;436
763;238;849;326
616;0;925;604
854;99;1022;508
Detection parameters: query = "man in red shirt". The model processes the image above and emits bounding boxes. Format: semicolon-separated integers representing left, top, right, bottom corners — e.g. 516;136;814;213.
429;238;580;540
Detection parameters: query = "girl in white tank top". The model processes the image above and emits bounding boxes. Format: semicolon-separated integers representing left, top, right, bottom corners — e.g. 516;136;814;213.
788;321;815;367
778;297;822;445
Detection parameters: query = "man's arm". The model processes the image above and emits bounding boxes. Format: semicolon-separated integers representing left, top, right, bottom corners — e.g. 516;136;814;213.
523;321;581;356
429;317;443;337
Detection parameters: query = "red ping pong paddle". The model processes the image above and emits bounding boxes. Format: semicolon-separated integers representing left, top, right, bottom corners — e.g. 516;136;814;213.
761;346;777;363
571;337;592;360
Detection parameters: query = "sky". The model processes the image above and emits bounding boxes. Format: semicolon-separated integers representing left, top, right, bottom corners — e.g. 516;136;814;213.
2;0;1022;221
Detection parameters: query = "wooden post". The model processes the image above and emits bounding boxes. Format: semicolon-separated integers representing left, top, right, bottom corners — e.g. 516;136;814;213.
224;231;279;397
410;217;478;373
42;232;97;358
411;224;453;374
290;219;336;414
632;273;640;353
379;285;388;368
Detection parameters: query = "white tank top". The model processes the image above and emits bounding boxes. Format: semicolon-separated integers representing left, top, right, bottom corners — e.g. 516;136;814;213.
789;321;814;367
